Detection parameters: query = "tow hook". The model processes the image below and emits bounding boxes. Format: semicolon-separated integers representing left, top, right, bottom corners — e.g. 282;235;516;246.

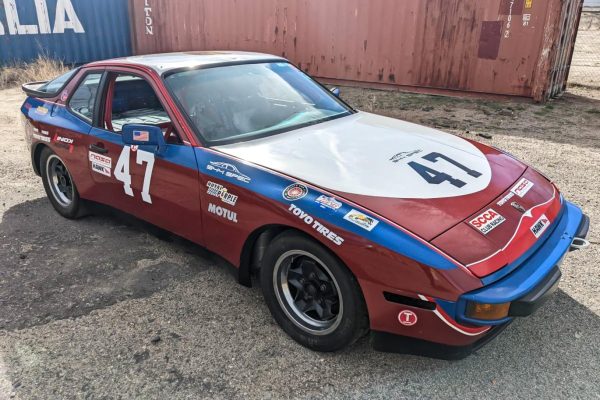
570;237;590;251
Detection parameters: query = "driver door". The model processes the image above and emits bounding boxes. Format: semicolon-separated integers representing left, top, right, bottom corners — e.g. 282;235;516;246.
87;69;204;244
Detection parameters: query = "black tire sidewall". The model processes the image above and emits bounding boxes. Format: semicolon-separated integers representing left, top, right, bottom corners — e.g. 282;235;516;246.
40;147;82;219
260;231;368;352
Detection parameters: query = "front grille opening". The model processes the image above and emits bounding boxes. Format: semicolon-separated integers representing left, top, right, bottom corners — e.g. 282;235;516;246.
383;292;436;310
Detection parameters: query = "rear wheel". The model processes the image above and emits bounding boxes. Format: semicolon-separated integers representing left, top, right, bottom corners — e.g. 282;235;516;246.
40;147;86;219
260;231;368;351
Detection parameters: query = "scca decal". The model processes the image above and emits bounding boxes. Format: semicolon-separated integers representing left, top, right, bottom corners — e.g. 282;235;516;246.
469;209;506;235
289;204;344;245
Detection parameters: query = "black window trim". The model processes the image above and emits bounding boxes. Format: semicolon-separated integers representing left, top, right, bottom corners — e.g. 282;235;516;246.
66;69;107;126
161;60;356;147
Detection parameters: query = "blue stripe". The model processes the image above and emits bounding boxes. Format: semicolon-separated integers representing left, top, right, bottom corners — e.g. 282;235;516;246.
26;98;197;170
25;97;458;271
195;148;458;270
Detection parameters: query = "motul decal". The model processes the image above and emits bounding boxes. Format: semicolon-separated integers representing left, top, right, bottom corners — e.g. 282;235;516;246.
469;209;506;235
208;203;238;223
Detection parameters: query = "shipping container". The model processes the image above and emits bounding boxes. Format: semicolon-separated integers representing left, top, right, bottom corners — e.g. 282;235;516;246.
129;0;583;102
0;0;132;65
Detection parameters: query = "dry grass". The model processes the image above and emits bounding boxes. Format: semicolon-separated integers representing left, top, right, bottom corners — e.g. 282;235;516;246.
0;56;69;90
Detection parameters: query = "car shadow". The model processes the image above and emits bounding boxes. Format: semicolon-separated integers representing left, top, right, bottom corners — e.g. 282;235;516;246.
0;197;230;331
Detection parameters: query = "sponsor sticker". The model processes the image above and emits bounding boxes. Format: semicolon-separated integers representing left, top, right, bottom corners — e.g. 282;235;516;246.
207;181;238;206
343;209;379;232
54;135;74;144
389;149;422;163
288;204;344;245
35;106;48;115
208;203;238;223
511;201;527;213
32;133;50;143
511;178;534;198
206;161;251;183
469;209;506;235
496;191;515;206
315;195;342;210
133;130;150;142
282;183;308;201
41;129;49;136
530;214;550;238
398;310;418;326
91;162;111;177
88;151;112;168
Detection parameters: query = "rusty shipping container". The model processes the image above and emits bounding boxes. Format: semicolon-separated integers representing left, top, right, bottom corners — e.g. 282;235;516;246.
130;0;582;101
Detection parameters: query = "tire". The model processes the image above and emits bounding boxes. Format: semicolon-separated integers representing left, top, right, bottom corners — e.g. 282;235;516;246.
40;147;86;219
260;231;369;352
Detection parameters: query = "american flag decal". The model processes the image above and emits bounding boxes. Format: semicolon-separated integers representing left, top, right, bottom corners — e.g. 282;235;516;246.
133;130;150;142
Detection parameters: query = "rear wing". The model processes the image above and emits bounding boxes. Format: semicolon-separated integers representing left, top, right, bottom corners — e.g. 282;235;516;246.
21;81;53;98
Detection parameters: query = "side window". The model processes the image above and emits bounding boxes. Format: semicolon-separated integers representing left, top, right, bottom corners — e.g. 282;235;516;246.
105;74;182;144
68;73;102;122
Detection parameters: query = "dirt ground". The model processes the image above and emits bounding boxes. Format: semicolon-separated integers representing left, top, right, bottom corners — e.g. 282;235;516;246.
0;85;599;399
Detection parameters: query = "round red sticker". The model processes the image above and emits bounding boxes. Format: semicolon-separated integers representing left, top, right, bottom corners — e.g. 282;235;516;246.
398;310;417;326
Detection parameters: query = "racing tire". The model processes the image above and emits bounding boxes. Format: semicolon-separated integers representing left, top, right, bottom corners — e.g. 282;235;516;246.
260;231;369;352
40;147;87;219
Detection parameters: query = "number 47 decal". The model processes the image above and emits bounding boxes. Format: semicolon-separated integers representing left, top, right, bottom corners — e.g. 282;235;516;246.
408;152;482;188
114;146;155;203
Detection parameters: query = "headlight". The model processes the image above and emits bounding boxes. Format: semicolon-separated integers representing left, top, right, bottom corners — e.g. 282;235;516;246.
466;301;511;320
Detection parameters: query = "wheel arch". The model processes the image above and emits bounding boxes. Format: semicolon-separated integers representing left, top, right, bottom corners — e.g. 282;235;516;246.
238;224;364;295
31;142;49;176
238;224;291;287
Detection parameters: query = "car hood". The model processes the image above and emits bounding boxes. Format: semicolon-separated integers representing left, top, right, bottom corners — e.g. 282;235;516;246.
214;111;527;240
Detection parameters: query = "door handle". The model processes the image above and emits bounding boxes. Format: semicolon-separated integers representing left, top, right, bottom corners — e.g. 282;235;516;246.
89;143;108;154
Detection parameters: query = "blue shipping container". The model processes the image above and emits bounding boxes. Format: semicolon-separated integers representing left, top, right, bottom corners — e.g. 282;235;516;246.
0;0;132;65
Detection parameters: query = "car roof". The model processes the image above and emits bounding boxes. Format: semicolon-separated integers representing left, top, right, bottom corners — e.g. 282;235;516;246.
87;51;286;74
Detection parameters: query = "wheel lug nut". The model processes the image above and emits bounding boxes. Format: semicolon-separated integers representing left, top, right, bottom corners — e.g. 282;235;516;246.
309;273;316;280
320;284;327;292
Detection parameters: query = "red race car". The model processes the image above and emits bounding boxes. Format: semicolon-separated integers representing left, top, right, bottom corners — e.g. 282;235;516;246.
21;52;590;359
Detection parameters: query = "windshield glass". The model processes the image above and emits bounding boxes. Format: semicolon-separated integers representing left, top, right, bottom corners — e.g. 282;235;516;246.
164;62;352;144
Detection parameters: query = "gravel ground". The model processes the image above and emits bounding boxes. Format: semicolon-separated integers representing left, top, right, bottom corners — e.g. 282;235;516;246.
0;85;599;399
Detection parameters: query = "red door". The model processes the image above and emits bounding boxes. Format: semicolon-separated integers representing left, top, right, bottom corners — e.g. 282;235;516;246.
84;68;204;245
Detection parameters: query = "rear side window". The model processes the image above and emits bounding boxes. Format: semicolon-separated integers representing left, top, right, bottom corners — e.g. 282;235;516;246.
37;69;78;94
68;73;102;122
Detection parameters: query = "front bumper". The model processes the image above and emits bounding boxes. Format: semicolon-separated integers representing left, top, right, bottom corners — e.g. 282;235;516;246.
457;201;587;326
371;321;512;360
367;201;588;359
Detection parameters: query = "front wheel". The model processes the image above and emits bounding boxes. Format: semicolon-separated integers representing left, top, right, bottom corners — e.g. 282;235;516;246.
40;147;86;219
260;231;369;351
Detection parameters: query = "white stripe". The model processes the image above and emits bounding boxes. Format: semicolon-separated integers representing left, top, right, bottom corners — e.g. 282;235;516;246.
467;186;557;267
419;295;489;337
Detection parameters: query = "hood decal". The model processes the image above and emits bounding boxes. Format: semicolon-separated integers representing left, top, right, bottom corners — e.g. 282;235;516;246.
215;112;492;199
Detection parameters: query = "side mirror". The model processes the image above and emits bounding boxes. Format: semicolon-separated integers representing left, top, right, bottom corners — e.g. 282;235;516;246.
122;124;166;154
330;87;340;98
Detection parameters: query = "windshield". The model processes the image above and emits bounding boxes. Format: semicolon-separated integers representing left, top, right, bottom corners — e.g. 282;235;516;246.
164;62;352;144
